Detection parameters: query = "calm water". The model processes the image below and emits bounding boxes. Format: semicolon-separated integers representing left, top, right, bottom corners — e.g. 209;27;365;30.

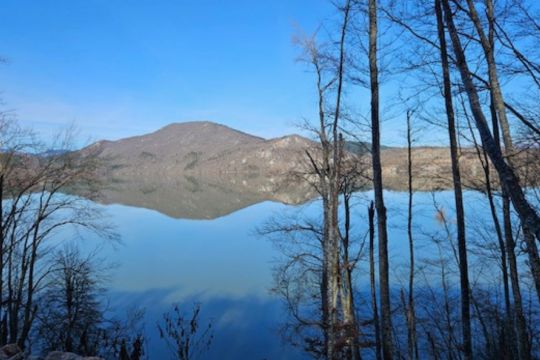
68;189;497;359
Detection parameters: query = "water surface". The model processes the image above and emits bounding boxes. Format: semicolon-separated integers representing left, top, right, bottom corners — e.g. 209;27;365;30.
73;189;499;359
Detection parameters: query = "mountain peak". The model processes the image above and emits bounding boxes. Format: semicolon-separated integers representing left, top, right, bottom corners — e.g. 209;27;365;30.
93;121;266;164
155;121;265;141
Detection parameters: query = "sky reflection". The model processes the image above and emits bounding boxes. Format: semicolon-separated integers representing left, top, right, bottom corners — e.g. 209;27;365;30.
70;190;498;359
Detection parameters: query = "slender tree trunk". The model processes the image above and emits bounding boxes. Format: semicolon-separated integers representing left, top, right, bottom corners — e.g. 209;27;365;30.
369;202;382;360
0;174;4;344
523;228;540;303
488;90;528;359
368;1;393;358
486;97;512;324
19;221;41;348
6;230;14;344
326;197;340;360
465;0;513;153
327;3;351;358
434;2;472;358
342;191;361;360
314;37;332;359
502;195;531;360
474;133;513;358
441;0;540;246
321;195;330;357
405;111;418;360
469;0;535;347
466;0;540;305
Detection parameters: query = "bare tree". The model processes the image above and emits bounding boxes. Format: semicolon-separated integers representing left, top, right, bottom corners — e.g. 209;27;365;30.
440;0;540;246
404;110;418;360
157;303;213;360
0;118;116;349
367;0;393;358
37;246;104;354
368;201;382;360
434;1;472;358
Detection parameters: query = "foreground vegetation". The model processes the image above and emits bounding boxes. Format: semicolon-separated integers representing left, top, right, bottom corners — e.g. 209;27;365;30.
264;0;540;359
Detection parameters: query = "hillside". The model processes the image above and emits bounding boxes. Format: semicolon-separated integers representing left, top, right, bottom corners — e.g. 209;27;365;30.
81;121;539;219
85;122;320;217
89;122;318;180
87;121;489;190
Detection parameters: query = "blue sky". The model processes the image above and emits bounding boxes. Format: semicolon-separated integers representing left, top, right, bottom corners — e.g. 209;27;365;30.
0;0;417;146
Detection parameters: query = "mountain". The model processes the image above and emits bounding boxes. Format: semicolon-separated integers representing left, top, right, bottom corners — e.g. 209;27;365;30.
86;121;489;192
90;122;314;177
93;121;263;168
85;122;319;218
81;121;538;219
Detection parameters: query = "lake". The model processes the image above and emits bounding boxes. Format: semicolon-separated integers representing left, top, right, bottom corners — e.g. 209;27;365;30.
69;188;504;359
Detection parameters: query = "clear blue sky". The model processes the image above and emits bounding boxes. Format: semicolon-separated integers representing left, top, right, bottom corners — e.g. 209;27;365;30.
0;0;414;146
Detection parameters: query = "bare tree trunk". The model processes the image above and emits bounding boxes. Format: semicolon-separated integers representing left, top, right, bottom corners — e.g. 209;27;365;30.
434;1;472;358
342;190;361;360
326;201;340;360
0;174;4;344
313;35;332;358
368;1;393;358
6;231;14;344
465;0;513;154
323;3;352;358
468;105;513;357
486;97;512;323
441;0;540;247
405;111;418;360
523;228;540;303
467;1;535;351
488;87;529;359
369;202;382;360
19;220;41;348
502;195;531;360
466;0;540;306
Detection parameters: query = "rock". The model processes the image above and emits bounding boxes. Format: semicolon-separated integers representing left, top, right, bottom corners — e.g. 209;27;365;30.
0;344;23;360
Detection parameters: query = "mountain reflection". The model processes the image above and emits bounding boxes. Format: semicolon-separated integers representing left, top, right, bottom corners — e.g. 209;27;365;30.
93;174;314;220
